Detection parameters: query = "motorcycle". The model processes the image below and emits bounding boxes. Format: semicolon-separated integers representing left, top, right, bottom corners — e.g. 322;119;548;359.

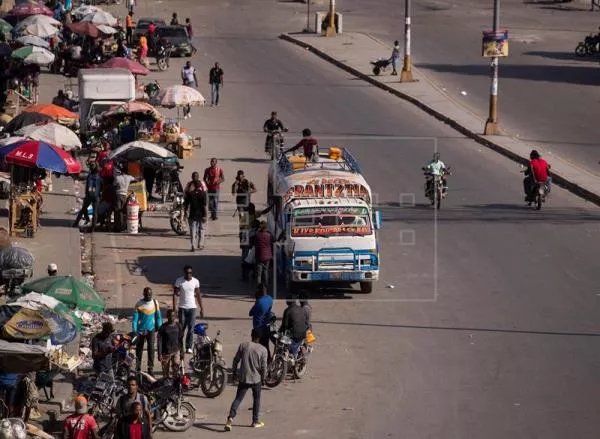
156;44;172;72
169;192;187;235
85;372;126;419
265;129;287;160
189;323;227;398
155;162;183;204
423;167;451;209
521;166;551;210
575;30;600;57
112;333;137;383
144;81;161;101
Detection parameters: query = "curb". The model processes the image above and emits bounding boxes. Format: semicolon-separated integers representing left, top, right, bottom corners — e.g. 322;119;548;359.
279;33;600;207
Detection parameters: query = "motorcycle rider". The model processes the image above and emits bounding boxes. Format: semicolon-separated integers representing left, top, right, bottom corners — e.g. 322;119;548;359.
523;149;551;204
279;296;308;362
422;152;449;198
263;111;287;152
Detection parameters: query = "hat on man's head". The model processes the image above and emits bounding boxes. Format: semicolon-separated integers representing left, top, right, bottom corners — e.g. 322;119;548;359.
75;395;88;414
48;263;58;272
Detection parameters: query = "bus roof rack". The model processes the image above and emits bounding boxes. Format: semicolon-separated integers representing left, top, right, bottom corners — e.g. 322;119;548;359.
277;147;362;176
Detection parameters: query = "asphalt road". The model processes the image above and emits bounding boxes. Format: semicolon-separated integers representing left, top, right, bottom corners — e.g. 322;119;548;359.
88;0;600;437
336;0;600;176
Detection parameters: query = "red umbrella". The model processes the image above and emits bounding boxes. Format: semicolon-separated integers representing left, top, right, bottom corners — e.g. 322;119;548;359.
9;3;53;17
98;57;150;76
67;22;103;38
0;140;81;174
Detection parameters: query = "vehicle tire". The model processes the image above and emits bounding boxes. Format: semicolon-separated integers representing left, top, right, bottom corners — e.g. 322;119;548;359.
157;58;168;71
199;364;227;398
360;281;373;294
265;356;287;388
575;43;587;57
293;350;309;379
162;401;196;432
170;214;187;235
373;65;381;76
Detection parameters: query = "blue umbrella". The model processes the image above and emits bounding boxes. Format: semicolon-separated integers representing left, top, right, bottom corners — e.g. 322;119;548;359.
16;35;50;48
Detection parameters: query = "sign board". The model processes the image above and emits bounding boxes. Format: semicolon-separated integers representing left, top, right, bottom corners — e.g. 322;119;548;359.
292;225;370;236
482;30;508;57
284;178;370;203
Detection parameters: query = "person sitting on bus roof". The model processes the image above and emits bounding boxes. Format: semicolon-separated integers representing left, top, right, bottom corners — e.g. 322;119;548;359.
284;128;318;160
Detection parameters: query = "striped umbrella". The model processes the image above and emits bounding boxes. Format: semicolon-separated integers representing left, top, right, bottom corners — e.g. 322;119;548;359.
0;139;81;174
153;85;205;108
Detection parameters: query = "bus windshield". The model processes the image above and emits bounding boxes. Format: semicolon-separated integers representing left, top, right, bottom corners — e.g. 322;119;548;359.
291;206;372;237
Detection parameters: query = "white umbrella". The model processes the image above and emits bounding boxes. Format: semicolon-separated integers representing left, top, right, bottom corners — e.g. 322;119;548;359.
154;85;205;108
96;24;117;35
16;123;82;151
0;136;27;147
16;35;50;48
81;11;117;26
14;14;61;31
22;22;60;38
71;4;100;17
22;47;55;65
109;140;176;161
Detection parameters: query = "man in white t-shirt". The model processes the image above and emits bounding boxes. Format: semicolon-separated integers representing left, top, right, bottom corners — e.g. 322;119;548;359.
173;265;203;354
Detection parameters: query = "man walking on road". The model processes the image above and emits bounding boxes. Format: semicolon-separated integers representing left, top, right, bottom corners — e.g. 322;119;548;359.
183;180;207;251
224;329;267;431
249;284;273;360
73;164;102;230
181;61;198;119
254;221;274;289
157;309;182;378
125;12;134;46
132;287;162;375
185;18;197;55
209;62;224;106
203;158;225;220
174;265;203;354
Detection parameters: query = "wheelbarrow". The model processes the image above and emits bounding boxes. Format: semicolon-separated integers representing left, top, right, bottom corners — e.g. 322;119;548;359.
370;58;391;76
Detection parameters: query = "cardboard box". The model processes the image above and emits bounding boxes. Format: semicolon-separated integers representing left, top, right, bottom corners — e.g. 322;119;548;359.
177;144;193;160
129;181;148;211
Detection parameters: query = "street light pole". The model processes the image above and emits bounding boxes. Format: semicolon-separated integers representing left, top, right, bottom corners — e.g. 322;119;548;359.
325;0;337;37
400;0;414;82
305;0;311;32
484;0;501;135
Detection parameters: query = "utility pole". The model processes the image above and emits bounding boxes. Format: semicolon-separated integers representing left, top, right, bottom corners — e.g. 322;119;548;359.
400;0;414;82
305;0;311;32
484;0;501;135
325;0;337;37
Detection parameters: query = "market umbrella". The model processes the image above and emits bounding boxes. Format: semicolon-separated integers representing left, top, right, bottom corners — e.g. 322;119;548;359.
0;139;82;174
153;85;205;108
22;275;106;313
0;19;13;34
1;293;82;344
3;112;53;134
96;24;117;35
0;42;12;57
21;22;59;38
98;57;149;76
80;10;118;26
66;21;103;38
16;35;50;48
23;103;79;121
14;14;61;30
101;101;162;121
109;140;176;161
0;339;49;373
11;45;55;65
16;123;82;151
8;3;53;18
71;4;101;17
0;136;27;147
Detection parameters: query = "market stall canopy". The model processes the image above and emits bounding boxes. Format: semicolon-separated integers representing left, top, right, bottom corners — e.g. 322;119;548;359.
98;57;149;76
67;21;107;38
71;4;101;17
3;112;54;134
101;101;162;121
11;45;55;65
0;339;49;373
21;22;60;38
0;139;82;174
109;140;176;161
153;85;205;108
8;3;53;18
80;10;118;26
0;292;82;345
16;123;82;151
16;35;50;48
96;24;118;35
23;103;79;121
14;14;61;31
22;275;106;313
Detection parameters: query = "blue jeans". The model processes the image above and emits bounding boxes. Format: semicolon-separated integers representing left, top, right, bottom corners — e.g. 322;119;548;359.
290;339;303;359
188;218;206;249
178;308;197;351
210;83;221;105
228;382;261;423
208;189;219;218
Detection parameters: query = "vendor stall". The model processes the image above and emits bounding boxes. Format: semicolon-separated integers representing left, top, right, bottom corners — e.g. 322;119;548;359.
8;166;43;238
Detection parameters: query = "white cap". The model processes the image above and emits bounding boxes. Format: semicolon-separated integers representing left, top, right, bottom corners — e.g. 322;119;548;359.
48;263;58;272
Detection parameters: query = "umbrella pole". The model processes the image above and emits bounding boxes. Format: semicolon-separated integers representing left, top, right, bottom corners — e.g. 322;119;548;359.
9;165;14;236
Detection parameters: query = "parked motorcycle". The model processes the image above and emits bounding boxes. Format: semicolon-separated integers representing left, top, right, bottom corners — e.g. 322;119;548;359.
156;44;172;72
155;162;183;204
169;192;187;236
575;30;600;56
86;372;126;419
265;129;287;160
423;167;451;209
189;323;227;398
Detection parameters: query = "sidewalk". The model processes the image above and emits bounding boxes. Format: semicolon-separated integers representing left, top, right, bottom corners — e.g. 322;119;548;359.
280;32;600;206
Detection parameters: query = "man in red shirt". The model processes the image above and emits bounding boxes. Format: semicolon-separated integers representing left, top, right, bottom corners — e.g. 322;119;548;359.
284;128;318;160
63;396;100;439
115;401;151;439
203;158;225;220
524;150;550;202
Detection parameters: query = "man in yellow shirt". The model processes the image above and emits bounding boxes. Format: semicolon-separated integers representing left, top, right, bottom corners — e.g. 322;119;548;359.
126;12;134;46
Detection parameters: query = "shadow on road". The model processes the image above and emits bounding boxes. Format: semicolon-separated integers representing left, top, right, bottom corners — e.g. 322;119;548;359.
417;63;599;86
523;50;599;62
